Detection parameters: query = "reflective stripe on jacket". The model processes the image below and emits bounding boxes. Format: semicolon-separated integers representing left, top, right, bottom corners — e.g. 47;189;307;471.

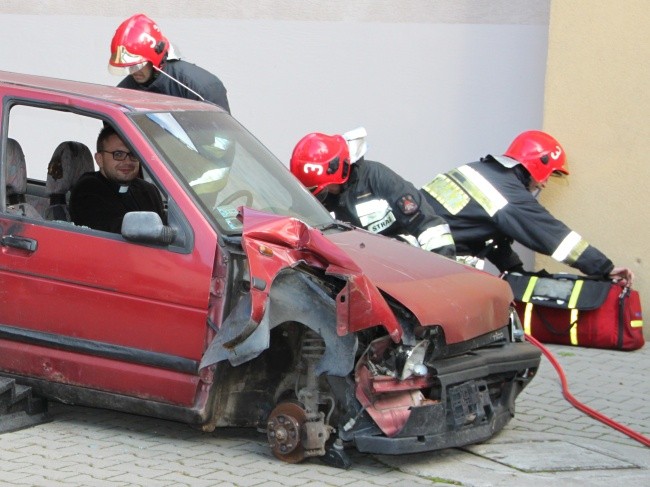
420;157;613;275
324;159;455;257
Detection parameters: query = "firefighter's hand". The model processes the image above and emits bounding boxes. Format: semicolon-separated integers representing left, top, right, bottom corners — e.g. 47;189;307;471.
610;267;634;287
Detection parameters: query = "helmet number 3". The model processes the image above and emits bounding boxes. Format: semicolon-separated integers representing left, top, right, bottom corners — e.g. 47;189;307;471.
303;163;323;175
141;33;157;48
550;145;563;160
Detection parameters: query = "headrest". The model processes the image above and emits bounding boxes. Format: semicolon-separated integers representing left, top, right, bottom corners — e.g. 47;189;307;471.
6;138;27;195
47;141;95;195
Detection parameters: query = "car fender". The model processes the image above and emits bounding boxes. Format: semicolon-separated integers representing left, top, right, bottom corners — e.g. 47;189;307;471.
238;208;402;341
199;269;357;377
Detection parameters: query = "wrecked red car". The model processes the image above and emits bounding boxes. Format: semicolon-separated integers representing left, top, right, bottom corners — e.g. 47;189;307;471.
0;71;540;467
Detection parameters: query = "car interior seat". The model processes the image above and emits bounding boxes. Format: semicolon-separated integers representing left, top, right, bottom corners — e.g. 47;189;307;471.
5;138;43;219
45;141;95;221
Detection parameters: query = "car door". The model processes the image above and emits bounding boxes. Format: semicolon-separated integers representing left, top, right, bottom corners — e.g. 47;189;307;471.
0;95;216;407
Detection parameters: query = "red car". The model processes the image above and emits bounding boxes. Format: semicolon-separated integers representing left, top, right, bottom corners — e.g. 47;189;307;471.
0;71;540;467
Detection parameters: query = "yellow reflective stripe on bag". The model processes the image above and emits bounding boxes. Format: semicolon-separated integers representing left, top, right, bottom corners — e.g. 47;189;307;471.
520;277;538;336
631;320;644;328
521;276;538;302
568;280;584;308
567;280;583;345
570;308;579;345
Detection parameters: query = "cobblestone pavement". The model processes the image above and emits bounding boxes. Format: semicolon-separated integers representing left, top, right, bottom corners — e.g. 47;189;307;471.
0;343;648;486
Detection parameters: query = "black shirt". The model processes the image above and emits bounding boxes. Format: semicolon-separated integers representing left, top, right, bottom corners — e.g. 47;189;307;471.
70;172;166;234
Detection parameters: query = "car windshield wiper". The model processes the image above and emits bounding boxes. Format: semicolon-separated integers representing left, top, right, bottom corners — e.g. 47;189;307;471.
317;221;355;232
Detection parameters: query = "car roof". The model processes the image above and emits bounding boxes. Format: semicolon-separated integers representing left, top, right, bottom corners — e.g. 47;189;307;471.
0;70;221;113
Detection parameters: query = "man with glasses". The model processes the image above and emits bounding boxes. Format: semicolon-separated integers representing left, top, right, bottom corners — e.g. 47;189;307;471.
70;125;166;233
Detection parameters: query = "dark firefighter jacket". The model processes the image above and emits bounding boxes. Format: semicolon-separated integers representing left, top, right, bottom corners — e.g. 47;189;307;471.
420;156;614;276
322;159;456;258
118;59;230;114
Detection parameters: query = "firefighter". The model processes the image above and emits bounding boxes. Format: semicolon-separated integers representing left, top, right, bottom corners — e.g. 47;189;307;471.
420;130;634;285
108;13;230;113
290;128;456;258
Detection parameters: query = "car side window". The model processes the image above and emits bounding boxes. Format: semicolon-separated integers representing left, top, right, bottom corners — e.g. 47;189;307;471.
4;104;102;221
3;104;169;234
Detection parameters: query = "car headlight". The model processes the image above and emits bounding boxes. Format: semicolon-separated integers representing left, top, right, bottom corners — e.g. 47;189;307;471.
398;340;430;380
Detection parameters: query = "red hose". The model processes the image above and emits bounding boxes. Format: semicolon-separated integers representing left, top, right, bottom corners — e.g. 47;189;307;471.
525;333;650;448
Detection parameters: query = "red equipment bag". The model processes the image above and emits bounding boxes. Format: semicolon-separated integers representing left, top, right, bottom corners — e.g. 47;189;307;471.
504;272;644;351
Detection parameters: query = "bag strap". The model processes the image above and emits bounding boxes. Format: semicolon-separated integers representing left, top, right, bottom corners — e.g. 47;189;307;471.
616;286;631;349
533;305;576;335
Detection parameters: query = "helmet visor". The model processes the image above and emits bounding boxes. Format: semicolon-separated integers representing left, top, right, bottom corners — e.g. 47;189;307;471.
108;45;149;76
108;61;149;76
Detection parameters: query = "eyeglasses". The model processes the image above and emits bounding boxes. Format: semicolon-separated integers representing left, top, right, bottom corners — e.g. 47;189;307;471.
101;150;139;162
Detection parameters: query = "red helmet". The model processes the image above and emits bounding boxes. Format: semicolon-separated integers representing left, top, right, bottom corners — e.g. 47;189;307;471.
109;14;169;75
290;133;351;195
504;130;569;183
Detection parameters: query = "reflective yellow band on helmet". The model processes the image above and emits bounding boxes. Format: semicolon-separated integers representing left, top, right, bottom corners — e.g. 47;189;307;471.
422;174;469;215
631;320;644;328
523;302;533;335
551;231;589;265
570;308;579;345
449;165;508;217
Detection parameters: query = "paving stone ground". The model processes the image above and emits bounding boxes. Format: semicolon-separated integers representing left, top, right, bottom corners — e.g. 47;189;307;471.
0;342;648;486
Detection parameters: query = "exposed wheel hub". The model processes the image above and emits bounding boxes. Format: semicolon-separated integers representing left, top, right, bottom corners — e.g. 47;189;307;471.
267;402;307;463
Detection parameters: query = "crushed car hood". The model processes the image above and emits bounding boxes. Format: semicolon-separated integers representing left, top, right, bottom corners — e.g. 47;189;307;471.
240;208;513;345
326;229;514;344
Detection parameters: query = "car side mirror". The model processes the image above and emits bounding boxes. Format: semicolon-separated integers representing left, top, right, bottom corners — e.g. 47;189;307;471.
121;211;176;245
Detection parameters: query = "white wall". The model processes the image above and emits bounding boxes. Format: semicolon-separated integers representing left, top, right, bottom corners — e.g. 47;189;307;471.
0;1;550;269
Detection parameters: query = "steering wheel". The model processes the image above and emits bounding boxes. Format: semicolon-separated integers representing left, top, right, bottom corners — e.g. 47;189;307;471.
219;190;253;207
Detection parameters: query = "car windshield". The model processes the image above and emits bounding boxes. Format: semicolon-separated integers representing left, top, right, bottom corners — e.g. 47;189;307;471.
131;111;334;234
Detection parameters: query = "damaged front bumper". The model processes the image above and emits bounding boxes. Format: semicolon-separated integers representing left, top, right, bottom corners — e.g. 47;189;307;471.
341;337;541;455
